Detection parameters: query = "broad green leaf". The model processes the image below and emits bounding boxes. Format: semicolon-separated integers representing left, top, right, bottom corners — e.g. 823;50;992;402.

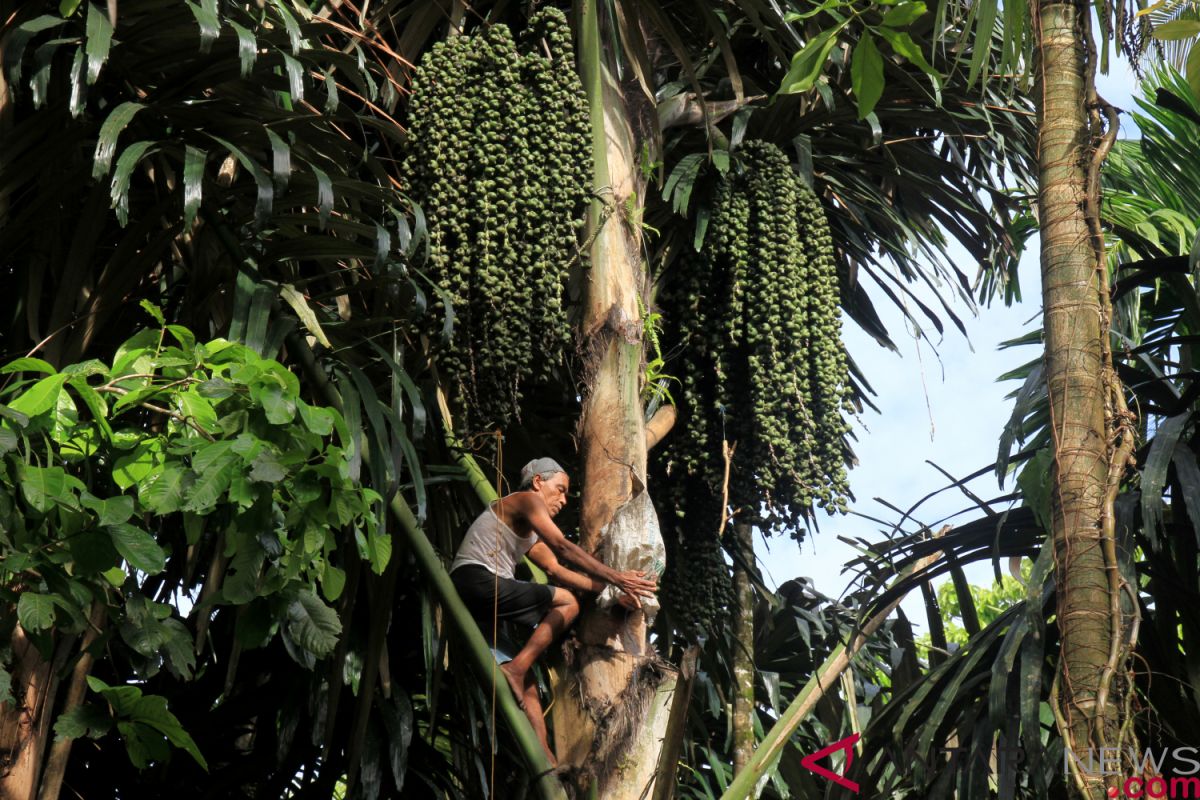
50;389;80;446
851;34;885;119
0;357;56;375
0;403;30;428
55;704;113;740
21;464;70;512
297;402;335;436
92;102;145;179
139;300;165;326
70;378;114;441
84;2;113;84
87;678;207;769
165;325;196;353
102;566;126;587
117;720;167;768
249;451;287;483
321;563;346;602
68;530;121;574
196;378;234;400
191;440;233;474
881;1;927;27
108;523;167;574
81;493;135;526
1;553;35;573
17;592;56;631
0;668;12;706
160;618;196;680
112;330;159;376
286;589;341;657
112;440;160;490
8;374;68;418
254;382;296;425
227;472;257;507
0;427;16;454
369;532;392;575
778;28;843;95
182;453;237;513
222;544;265;605
59;0;84;15
140;465;193;515
175;390;217;433
1153;19;1200;40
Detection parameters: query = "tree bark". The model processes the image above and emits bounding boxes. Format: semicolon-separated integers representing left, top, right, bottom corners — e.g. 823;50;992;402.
1034;1;1124;796
0;628;65;800
731;523;755;775
550;2;676;795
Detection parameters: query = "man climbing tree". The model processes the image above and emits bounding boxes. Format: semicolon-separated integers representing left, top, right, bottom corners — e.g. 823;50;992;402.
449;458;658;763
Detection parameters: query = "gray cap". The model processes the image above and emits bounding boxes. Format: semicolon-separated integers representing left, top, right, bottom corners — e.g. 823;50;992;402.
519;457;565;489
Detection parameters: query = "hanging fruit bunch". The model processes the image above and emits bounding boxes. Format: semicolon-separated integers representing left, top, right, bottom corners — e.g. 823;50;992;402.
403;8;590;430
659;140;854;625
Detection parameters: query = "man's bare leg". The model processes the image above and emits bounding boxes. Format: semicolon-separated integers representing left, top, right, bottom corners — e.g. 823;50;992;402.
499;589;579;713
521;676;556;765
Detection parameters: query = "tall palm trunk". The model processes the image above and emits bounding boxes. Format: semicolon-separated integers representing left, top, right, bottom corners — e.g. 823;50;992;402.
731;523;755;774
1035;1;1129;795
549;1;676;795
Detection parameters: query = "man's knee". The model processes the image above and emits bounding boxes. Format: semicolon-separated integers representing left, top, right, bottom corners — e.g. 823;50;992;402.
553;589;580;621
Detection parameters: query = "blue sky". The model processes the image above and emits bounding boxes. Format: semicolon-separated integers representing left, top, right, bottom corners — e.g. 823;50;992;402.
758;57;1144;626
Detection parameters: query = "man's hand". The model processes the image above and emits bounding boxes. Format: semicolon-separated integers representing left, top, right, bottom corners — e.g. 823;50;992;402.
613;570;657;608
616;591;641;611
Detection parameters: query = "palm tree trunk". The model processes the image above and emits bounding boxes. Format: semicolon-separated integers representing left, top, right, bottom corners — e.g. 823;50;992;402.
731;523;755;774
549;1;676;795
1034;1;1124;795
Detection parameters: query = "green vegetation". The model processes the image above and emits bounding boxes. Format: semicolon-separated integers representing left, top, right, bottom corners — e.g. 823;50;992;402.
0;311;380;770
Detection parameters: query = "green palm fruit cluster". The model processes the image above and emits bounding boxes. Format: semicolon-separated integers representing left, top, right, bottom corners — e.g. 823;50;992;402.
404;9;590;429
659;139;853;622
660;140;853;627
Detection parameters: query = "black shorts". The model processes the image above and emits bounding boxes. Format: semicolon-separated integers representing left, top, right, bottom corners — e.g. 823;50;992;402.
450;564;555;629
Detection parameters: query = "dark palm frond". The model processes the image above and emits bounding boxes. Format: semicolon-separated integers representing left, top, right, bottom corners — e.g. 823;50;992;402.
0;3;510;797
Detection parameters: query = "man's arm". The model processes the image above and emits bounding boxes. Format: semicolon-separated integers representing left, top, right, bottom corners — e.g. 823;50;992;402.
527;542;603;593
519;496;657;601
527;543;643;609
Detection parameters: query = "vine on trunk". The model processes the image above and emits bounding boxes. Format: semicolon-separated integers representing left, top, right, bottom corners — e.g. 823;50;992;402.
403;9;590;431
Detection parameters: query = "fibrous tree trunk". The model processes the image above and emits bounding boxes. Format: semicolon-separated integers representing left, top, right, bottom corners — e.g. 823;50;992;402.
550;1;676;795
731;522;755;775
1034;1;1133;796
0;628;63;800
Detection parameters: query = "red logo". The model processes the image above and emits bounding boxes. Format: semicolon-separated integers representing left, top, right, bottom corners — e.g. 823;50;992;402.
801;733;861;792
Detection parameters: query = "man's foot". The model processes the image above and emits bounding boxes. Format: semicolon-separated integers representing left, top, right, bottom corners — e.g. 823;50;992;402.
499;661;527;710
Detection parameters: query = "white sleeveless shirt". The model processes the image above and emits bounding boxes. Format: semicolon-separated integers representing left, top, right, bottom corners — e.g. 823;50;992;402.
449;504;538;578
